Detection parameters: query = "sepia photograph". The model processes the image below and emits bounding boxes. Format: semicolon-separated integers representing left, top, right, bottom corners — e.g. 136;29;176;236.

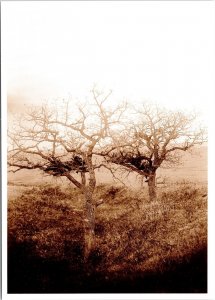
1;1;214;299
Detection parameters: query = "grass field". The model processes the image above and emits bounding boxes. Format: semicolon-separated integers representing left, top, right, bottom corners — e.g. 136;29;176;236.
8;180;207;293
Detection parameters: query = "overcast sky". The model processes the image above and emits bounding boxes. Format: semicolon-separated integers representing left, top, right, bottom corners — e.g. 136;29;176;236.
2;1;214;121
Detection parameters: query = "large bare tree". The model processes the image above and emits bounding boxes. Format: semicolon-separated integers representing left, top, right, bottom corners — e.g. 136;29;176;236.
8;88;127;259
103;103;206;201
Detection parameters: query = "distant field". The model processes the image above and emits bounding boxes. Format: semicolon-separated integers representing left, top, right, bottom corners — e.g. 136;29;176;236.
8;146;207;190
158;146;207;183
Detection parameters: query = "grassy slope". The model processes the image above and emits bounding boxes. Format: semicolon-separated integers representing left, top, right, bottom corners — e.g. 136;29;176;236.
8;183;207;293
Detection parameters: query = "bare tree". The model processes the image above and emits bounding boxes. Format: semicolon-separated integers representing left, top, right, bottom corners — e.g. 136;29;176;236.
8;88;127;259
103;103;206;201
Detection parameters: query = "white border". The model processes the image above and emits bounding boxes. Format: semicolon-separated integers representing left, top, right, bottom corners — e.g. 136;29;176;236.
1;1;215;300
2;3;8;297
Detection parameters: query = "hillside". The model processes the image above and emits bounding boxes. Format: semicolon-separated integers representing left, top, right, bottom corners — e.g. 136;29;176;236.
8;183;207;293
7;145;208;293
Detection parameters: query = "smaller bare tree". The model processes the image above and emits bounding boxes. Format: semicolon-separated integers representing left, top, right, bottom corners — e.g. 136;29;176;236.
103;103;206;201
8;88;127;259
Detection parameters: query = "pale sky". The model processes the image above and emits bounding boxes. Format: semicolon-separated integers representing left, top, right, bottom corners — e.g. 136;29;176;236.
2;1;214;120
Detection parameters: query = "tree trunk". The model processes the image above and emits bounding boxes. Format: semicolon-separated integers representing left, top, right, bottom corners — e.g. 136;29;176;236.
84;188;95;260
83;153;96;261
148;173;157;201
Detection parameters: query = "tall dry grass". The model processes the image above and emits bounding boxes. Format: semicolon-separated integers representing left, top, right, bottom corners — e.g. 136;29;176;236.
8;183;207;293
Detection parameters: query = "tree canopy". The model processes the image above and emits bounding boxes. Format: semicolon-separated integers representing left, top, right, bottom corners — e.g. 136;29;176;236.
101;103;206;200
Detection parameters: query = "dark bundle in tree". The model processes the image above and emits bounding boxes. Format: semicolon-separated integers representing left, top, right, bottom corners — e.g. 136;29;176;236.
129;156;153;173
44;155;88;176
110;151;154;176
